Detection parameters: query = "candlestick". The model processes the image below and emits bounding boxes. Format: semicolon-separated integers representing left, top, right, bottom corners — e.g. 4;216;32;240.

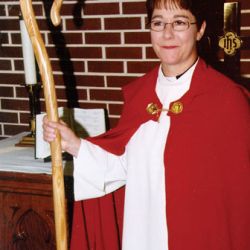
16;15;40;147
15;84;41;147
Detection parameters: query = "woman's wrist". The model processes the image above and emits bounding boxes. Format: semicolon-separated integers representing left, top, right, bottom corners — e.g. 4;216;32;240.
65;136;81;157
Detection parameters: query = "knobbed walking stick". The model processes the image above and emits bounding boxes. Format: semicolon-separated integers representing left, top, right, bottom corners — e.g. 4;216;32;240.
20;0;67;249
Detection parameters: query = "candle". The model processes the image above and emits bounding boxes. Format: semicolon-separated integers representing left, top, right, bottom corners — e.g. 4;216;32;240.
19;16;37;85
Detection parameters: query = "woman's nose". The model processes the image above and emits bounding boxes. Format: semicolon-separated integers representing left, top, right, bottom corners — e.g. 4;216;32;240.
162;23;174;38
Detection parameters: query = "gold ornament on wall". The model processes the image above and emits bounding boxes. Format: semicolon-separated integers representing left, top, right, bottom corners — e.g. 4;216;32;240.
219;31;243;56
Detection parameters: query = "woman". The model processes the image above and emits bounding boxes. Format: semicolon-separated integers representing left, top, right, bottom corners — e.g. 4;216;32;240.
43;0;250;249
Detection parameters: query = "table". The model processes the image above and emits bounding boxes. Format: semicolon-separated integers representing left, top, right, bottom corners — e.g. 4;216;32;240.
0;133;73;249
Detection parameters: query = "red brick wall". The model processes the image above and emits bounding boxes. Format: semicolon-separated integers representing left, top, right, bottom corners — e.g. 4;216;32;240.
0;0;249;139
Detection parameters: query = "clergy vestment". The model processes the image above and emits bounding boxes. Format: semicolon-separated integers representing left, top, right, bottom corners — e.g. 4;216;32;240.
70;58;250;250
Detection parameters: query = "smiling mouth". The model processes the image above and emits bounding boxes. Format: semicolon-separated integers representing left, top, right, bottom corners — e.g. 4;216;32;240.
162;46;178;49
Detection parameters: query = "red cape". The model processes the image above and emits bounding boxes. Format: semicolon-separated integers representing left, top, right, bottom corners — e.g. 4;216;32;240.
70;59;250;250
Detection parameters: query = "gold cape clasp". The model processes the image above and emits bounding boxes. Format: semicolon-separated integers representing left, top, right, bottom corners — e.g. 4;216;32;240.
146;103;160;115
146;101;183;116
170;101;183;114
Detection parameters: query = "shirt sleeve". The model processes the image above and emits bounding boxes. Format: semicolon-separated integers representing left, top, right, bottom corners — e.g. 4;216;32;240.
73;139;127;201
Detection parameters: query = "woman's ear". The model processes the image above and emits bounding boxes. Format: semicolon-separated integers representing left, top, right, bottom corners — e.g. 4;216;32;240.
197;21;206;41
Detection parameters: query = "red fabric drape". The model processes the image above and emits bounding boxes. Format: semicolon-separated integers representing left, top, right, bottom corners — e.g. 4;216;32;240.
71;188;125;250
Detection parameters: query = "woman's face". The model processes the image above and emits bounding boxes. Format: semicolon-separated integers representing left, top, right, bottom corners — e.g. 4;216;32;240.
150;6;206;76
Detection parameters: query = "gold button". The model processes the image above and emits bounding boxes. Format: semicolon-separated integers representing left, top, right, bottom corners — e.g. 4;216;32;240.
170;101;183;114
146;103;159;115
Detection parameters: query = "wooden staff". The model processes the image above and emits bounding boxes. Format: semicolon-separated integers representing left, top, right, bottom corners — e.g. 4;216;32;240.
19;0;67;249
50;0;64;27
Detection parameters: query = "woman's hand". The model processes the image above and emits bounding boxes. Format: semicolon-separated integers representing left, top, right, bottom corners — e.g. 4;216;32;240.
43;116;81;157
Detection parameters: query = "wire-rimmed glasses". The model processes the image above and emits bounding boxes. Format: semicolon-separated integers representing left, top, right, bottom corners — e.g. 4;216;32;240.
149;20;197;32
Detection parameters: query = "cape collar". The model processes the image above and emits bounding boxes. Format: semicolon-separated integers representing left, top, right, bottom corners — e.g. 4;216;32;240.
141;58;209;121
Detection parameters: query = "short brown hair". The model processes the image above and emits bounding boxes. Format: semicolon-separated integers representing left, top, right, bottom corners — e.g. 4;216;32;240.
146;0;208;29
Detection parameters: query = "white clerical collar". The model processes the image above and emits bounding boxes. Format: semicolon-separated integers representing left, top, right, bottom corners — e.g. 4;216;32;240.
156;58;199;106
158;58;199;85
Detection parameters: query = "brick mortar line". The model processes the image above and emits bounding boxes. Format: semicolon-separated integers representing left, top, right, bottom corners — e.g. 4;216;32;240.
38;98;123;105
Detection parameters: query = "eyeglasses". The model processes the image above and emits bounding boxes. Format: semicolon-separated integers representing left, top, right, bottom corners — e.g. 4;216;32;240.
149;20;197;32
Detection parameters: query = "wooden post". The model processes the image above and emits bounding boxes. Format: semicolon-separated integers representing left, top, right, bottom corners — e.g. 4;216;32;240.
223;2;241;77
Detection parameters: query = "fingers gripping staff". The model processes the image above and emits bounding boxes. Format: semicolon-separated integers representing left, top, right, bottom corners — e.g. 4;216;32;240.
19;0;67;249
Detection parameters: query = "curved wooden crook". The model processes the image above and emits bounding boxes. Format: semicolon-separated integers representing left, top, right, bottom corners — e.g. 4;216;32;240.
51;0;63;26
19;0;67;249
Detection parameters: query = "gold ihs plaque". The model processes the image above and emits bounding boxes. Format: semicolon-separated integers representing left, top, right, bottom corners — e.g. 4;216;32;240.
219;32;242;56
